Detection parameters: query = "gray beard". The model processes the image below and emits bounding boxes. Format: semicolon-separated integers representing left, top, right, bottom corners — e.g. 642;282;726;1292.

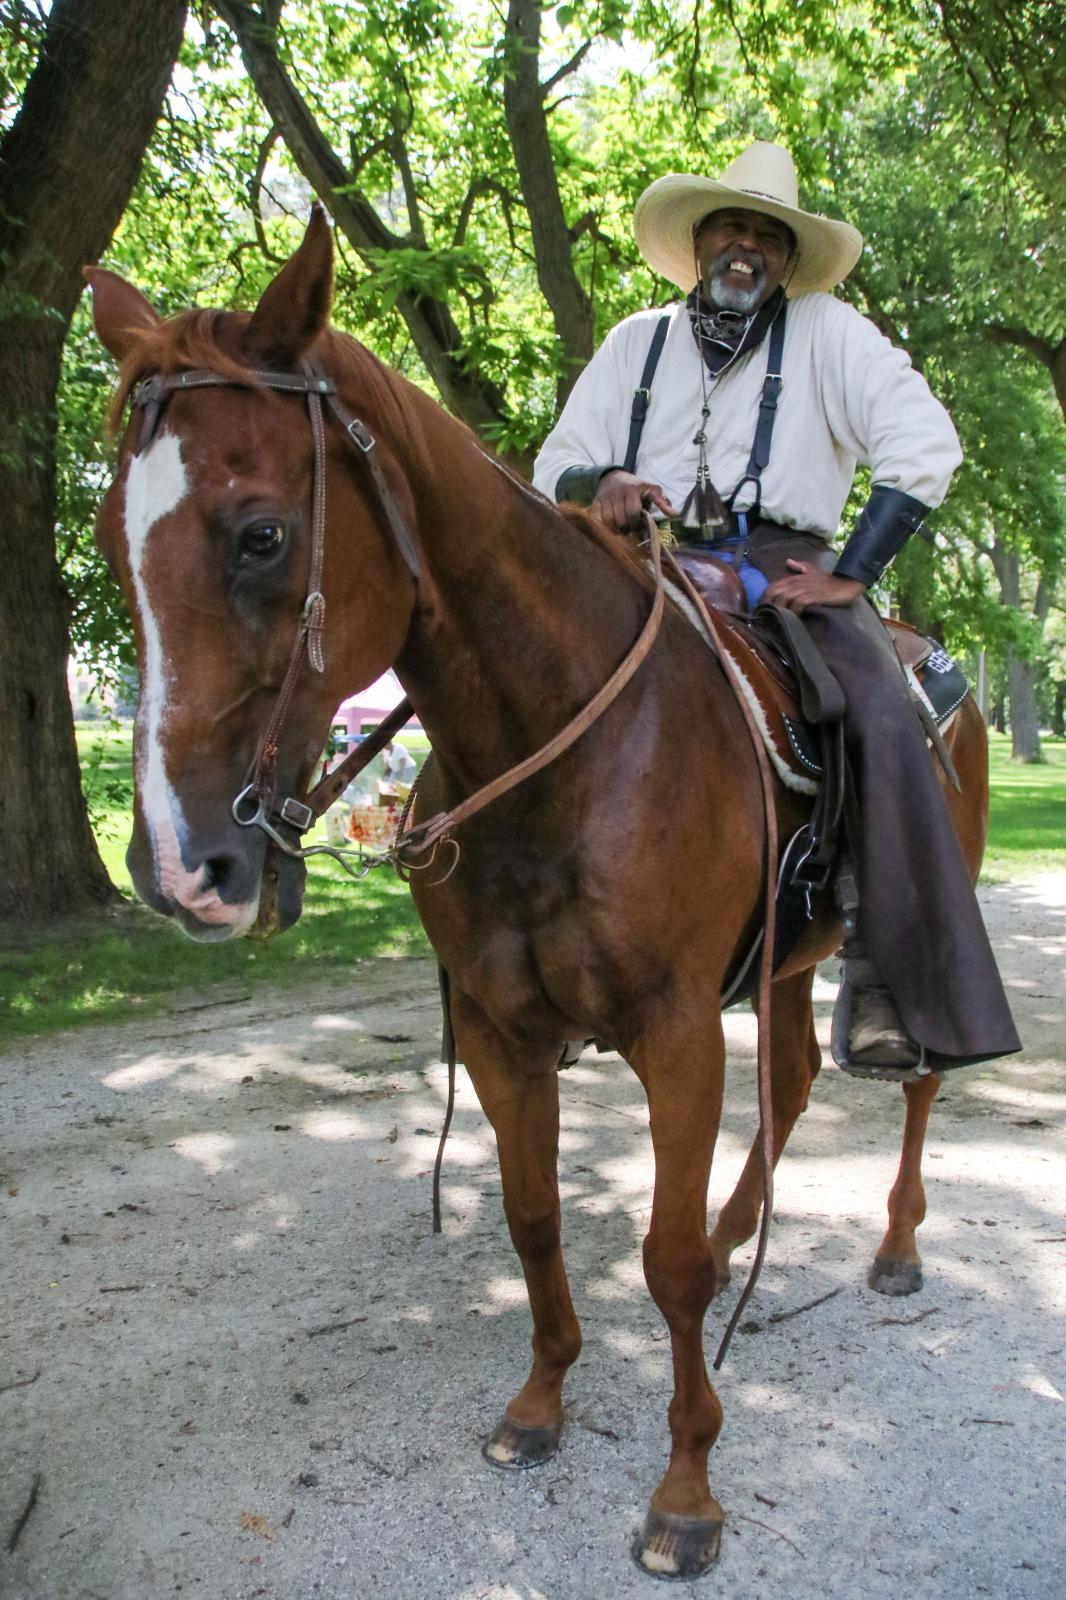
707;266;766;314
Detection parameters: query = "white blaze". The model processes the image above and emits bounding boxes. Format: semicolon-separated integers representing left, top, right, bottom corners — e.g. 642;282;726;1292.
124;430;256;932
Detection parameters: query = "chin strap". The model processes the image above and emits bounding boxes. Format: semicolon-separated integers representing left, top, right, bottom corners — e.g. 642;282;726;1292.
833;484;931;587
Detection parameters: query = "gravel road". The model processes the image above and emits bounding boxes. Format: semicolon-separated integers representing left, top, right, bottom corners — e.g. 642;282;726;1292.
1;874;1063;1600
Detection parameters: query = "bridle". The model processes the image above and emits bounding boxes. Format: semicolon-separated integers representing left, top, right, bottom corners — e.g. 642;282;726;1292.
128;354;779;1358
128;357;667;880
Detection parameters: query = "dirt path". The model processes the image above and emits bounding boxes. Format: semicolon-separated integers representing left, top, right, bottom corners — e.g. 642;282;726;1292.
1;876;1064;1600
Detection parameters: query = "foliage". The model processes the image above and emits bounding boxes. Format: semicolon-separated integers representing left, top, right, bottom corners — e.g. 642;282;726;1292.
34;0;1066;723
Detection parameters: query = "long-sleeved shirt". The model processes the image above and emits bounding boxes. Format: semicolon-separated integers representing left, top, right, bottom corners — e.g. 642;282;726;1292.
532;291;962;540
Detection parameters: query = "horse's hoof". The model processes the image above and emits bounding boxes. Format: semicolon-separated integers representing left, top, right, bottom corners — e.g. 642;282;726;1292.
868;1256;923;1296
631;1507;723;1579
482;1414;561;1470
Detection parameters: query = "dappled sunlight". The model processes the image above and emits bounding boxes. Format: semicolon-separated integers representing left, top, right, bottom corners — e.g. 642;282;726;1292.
170;1130;235;1174
310;1013;367;1032
299;1107;371;1141
1020;1370;1063;1404
103;1053;184;1089
483;1273;532;1312
963;1079;1066;1113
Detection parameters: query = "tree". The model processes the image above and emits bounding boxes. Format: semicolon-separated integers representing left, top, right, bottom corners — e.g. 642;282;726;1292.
0;0;187;919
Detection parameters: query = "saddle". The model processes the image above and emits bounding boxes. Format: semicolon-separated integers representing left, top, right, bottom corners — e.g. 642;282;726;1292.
669;549;969;792
666;547;971;1006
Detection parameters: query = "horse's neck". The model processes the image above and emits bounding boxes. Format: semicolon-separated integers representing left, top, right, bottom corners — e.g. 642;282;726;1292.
394;418;649;789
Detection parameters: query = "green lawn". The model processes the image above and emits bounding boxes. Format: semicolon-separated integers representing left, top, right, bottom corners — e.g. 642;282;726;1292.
1;725;1062;1046
982;732;1066;880
0;724;431;1045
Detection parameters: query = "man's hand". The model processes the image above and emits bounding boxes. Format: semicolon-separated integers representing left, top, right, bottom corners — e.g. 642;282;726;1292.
592;469;677;532
764;558;865;613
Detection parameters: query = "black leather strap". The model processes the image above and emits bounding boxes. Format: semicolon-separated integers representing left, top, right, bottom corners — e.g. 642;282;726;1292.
726;304;787;516
622;312;672;473
834;484;930;586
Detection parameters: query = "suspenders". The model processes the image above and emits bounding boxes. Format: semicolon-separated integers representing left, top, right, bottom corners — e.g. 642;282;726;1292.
622;314;671;474
623;304;787;519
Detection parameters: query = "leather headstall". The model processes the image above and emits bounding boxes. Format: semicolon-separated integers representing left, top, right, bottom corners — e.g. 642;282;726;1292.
128;358;422;873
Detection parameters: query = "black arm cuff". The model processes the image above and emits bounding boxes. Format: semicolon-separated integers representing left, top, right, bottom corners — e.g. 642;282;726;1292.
554;463;624;505
834;484;931;587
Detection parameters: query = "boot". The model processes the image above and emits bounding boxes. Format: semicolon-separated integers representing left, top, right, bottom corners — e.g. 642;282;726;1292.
832;953;931;1081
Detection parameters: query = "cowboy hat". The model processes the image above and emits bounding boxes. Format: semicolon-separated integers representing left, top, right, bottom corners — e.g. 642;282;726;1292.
634;141;863;298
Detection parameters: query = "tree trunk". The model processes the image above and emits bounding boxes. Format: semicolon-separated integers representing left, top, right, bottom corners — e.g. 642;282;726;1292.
0;0;187;920
503;0;595;408
1052;682;1065;738
1006;651;1045;762
215;0;512;445
987;534;1048;764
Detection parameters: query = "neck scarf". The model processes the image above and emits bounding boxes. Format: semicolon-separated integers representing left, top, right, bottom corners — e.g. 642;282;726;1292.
687;282;785;377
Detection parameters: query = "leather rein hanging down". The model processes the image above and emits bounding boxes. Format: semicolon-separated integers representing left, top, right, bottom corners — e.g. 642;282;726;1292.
130;363;778;1348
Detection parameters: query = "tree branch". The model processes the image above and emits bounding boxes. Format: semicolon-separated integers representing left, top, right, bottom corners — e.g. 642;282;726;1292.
985;322;1055;366
503;0;593;402
248;123;284;263
540;38;592;99
213;0;511;439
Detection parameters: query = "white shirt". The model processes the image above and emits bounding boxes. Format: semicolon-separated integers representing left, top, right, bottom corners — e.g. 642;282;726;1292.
382;742;416;785
532;291;962;540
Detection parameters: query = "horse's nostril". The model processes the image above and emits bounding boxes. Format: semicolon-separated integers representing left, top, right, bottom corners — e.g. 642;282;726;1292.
201;856;234;893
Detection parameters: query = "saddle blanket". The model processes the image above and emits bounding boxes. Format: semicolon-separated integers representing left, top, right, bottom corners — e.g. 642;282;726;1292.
664;575;970;795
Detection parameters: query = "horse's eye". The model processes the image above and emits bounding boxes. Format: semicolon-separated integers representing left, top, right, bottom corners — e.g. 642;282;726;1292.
239;523;286;562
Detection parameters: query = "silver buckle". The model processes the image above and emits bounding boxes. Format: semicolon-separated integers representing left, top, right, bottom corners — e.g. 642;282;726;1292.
280;796;313;832
346;418;375;452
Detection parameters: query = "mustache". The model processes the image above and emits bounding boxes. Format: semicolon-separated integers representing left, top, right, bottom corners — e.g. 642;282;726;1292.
710;246;766;279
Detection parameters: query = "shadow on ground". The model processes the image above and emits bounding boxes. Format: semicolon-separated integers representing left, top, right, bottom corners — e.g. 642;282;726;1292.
1;877;1063;1600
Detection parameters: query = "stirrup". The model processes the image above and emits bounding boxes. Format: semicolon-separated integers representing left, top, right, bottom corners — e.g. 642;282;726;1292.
831;958;933;1083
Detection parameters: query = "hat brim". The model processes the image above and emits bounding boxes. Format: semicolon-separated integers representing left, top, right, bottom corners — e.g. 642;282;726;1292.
634;174;863;297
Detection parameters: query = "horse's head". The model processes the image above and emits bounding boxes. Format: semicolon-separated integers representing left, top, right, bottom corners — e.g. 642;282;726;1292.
86;208;419;940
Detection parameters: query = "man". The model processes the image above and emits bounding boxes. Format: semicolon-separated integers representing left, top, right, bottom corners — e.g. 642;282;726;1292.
533;140;1019;1076
381;737;417;789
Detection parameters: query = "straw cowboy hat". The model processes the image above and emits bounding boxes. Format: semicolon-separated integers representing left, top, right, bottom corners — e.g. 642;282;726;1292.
634;141;863;298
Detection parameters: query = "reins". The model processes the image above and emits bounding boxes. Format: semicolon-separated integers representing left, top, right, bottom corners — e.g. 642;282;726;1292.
662;550;779;1370
129;360;777;1356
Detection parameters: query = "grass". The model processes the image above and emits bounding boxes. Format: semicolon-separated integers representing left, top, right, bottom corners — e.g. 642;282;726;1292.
981;732;1066;881
1;726;1062;1046
0;723;431;1046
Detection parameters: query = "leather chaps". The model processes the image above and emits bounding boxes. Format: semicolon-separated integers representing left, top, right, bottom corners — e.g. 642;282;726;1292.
745;522;1020;1067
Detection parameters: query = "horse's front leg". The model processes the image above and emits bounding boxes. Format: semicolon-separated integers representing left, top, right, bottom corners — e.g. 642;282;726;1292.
630;1008;727;1579
450;990;582;1469
708;966;821;1287
869;1072;942;1295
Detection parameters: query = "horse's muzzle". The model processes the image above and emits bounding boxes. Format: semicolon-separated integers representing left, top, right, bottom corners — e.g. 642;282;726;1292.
127;819;305;943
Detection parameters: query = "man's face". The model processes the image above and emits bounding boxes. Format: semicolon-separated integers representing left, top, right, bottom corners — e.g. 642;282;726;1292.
695;207;795;313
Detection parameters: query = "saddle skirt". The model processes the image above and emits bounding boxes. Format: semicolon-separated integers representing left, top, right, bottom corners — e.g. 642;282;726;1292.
666;548;970;795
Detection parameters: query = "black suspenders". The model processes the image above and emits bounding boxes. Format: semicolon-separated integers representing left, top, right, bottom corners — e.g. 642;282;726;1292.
727;305;787;518
622;313;671;474
622;303;787;517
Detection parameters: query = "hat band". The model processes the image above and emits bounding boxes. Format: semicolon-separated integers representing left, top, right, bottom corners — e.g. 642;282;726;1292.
736;186;794;206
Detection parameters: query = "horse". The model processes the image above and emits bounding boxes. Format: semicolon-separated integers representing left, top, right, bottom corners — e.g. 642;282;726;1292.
85;207;988;1579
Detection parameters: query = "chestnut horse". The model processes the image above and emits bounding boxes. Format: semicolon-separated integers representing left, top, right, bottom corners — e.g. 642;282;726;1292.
86;211;987;1578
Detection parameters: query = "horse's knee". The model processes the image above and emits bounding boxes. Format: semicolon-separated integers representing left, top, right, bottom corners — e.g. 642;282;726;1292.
643;1232;718;1330
505;1205;561;1265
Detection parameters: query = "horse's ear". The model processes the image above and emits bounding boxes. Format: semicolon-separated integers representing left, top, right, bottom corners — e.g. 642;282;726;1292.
82;267;162;362
247;202;334;368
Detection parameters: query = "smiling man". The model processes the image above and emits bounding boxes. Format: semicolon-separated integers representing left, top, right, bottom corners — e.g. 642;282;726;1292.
533;141;1019;1077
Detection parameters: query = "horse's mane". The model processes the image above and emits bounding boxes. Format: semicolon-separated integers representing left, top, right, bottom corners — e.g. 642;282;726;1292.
108;307;654;594
554;503;657;594
108;309;426;462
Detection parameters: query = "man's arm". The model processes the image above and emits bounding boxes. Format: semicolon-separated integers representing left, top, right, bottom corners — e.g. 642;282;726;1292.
767;300;962;613
532;312;678;528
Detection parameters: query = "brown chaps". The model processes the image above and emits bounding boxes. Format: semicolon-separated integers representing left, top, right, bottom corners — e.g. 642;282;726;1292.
745;522;1020;1067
